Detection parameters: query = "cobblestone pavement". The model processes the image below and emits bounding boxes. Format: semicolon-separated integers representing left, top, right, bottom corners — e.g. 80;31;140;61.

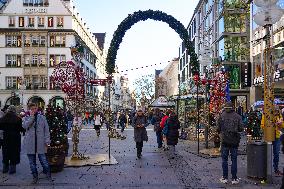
0;124;283;189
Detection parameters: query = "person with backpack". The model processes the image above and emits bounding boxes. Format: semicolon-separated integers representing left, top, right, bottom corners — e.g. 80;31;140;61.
151;108;164;148
132;109;148;159
160;110;171;150
22;103;51;184
217;102;244;185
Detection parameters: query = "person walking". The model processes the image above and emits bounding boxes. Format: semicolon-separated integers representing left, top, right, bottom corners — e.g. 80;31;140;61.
133;109;148;159
66;110;74;133
160;110;171;150
93;112;102;137
217;102;243;185
0;105;25;174
151;108;164;148
0;107;5;150
22;103;51;184
119;112;127;132
162;111;180;158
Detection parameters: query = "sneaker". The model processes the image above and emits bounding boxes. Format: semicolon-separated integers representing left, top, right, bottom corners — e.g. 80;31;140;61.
219;177;228;184
275;170;283;176
232;179;240;185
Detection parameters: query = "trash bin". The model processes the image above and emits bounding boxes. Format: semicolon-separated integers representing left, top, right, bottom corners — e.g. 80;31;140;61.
247;141;267;179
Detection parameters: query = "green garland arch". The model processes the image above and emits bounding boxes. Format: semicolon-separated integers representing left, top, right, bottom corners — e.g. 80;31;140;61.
106;9;199;76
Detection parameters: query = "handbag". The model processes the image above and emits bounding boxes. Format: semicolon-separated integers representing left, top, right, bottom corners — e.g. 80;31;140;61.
142;128;148;142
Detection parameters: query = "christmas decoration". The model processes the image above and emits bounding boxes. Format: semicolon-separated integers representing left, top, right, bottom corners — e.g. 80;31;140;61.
246;111;262;140
45;105;68;172
106;9;199;75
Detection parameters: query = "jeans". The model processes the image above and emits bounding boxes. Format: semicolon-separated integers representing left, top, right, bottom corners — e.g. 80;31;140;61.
273;138;281;172
156;131;163;147
120;122;125;132
221;146;238;179
136;142;143;155
27;154;50;175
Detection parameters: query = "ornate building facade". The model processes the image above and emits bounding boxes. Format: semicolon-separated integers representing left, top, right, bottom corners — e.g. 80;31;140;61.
0;0;106;109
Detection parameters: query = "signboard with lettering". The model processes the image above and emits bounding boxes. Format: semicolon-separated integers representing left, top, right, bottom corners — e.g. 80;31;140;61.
25;8;47;14
253;70;281;85
241;62;252;87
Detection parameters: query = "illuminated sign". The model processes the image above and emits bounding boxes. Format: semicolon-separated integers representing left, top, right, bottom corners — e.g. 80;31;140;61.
253;70;281;85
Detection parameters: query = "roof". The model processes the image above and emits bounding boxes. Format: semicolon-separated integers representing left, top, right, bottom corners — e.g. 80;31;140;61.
93;33;106;51
149;96;175;108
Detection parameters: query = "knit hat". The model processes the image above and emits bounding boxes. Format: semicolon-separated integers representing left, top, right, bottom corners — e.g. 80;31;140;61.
224;102;233;109
7;105;16;113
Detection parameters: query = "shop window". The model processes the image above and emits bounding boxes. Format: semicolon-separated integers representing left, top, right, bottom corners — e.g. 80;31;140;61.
28;17;35;27
19;17;25;27
57;17;64;27
38;17;45;27
48;17;53;27
9;16;15;27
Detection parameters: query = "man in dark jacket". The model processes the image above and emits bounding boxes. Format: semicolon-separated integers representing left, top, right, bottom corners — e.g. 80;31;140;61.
119;112;127;132
217;102;243;185
0;105;25;174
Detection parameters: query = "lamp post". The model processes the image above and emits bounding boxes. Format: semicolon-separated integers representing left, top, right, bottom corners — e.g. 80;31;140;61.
253;0;284;183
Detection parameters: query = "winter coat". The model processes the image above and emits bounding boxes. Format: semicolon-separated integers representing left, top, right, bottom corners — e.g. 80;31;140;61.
133;115;148;142
163;115;180;145
151;113;163;132
22;114;50;154
94;114;101;126
217;109;244;147
160;115;169;129
0;112;24;164
0;110;4;140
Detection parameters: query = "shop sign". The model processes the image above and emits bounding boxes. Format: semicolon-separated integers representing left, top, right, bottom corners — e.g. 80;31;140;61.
253;70;281;85
241;62;251;87
25;8;47;14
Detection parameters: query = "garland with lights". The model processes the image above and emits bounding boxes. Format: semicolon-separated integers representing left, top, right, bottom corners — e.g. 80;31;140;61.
106;9;199;75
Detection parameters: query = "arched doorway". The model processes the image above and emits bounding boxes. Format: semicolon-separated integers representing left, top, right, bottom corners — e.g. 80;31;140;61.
5;96;20;106
49;96;65;109
28;96;45;109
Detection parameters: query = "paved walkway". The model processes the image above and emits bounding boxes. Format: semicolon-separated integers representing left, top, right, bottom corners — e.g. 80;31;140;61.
0;124;282;188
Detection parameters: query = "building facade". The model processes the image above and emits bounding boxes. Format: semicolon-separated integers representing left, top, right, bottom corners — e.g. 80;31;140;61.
0;0;106;109
156;58;179;98
179;0;251;109
250;0;284;105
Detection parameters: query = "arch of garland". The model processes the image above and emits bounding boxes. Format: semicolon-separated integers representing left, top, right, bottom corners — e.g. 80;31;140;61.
106;10;200;76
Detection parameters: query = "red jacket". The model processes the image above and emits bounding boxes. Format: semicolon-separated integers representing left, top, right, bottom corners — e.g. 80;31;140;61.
160;115;169;129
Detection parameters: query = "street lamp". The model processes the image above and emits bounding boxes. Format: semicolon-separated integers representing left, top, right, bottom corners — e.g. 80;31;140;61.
253;0;284;183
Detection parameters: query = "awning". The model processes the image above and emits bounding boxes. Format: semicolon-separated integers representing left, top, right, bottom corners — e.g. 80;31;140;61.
149;96;175;108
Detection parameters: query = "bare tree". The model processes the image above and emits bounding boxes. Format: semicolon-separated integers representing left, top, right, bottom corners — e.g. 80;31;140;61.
133;74;155;105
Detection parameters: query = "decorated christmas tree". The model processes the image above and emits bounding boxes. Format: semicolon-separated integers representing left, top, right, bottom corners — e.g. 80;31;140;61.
45;105;67;146
45;105;68;172
246;111;262;139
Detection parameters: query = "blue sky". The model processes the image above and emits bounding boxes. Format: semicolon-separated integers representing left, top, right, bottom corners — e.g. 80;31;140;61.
75;0;199;85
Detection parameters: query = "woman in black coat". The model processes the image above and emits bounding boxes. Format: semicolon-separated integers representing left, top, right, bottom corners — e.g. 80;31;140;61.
162;111;180;159
132;109;148;159
0;105;24;174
